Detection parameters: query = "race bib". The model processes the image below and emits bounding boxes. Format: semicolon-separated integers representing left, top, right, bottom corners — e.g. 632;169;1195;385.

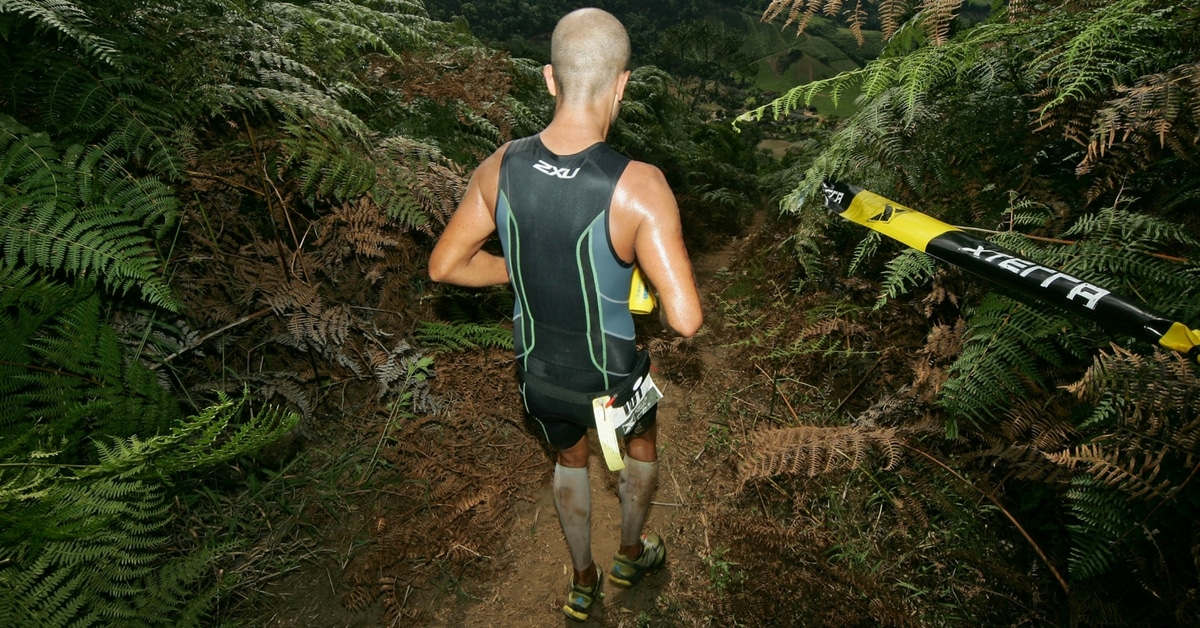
592;372;662;471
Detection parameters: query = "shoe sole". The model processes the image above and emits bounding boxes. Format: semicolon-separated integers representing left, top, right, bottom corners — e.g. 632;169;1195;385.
562;605;589;622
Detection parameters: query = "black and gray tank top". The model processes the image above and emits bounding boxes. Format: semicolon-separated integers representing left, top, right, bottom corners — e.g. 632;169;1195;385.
496;135;637;392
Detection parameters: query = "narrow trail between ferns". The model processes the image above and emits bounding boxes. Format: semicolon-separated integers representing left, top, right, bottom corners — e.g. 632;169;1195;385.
429;224;757;627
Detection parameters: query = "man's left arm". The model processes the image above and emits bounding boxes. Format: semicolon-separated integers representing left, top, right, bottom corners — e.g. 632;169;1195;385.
428;150;509;287
619;163;703;337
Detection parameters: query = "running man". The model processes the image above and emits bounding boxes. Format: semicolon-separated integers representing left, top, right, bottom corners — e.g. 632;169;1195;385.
428;8;702;622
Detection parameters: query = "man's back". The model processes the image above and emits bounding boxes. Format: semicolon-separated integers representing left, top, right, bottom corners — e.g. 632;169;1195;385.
496;135;638;392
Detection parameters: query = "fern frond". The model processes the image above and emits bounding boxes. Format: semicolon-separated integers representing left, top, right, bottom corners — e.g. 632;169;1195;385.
875;247;937;307
847;231;882;275
918;0;964;46
263;0;430;59
762;0;951;42
1067;347;1200;463
278;123;375;201
1030;0;1177;117
416;320;513;353
739;425;902;486
939;294;1081;435
371;135;459;231
1063;475;1133;580
0;0;121;65
0;115;179;310
151;390;299;474
328;196;398;257
1079;61;1200;198
71;143;180;235
1;288;181;460
1063;206;1198;252
33;70;188;181
737;66;873;128
0;391;297;625
239;371;314;423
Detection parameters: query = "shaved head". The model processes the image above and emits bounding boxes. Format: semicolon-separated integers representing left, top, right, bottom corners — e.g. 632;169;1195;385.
550;8;630;104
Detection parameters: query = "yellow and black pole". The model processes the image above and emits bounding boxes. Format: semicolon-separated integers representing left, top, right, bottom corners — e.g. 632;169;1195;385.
820;180;1200;363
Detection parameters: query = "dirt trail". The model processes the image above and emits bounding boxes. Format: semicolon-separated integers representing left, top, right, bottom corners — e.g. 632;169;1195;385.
427;228;752;627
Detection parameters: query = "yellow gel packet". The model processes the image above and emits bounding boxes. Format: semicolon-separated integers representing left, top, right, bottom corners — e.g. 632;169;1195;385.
629;265;656;314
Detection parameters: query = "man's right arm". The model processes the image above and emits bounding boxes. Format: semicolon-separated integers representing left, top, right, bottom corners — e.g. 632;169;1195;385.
428;148;509;287
617;162;703;337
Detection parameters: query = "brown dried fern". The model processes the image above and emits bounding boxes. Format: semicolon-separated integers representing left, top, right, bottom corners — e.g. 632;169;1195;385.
327;196;397;258
1079;62;1200;200
764;0;824;36
1054;347;1200;499
763;0;962;43
739;425;902;486
1001;395;1076;451
1047;444;1173;500
920;0;963;46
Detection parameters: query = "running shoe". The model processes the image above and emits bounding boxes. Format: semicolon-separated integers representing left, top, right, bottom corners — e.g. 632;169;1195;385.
608;533;666;587
562;564;603;622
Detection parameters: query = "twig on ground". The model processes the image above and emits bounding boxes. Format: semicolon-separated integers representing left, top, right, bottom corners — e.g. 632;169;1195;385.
151;307;273;369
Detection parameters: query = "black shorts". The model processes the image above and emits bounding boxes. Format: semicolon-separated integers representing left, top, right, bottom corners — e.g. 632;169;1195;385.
520;379;658;451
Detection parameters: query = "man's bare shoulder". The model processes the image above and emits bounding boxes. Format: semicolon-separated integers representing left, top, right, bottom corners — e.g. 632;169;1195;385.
479;141;513;172
621;159;669;186
617;159;672;199
466;141;514;200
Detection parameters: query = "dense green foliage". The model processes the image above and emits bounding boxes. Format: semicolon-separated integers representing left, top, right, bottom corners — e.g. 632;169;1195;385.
423;0;710;58
0;391;297;626
744;0;1200;623
1;0;767;623
0;0;475;623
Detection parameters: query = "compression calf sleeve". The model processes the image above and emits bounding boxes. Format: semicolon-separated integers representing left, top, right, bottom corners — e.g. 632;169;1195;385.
553;463;593;572
618;455;659;548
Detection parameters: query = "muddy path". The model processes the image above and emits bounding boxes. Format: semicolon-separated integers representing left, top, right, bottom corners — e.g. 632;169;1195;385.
423;224;757;627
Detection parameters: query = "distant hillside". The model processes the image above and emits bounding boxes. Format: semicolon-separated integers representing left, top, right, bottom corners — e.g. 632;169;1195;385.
709;7;884;117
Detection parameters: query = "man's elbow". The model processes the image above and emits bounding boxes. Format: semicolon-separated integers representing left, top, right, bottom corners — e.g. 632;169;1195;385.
427;257;451;283
671;312;703;338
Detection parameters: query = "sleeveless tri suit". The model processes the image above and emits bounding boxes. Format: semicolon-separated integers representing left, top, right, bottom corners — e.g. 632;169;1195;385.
495;135;656;448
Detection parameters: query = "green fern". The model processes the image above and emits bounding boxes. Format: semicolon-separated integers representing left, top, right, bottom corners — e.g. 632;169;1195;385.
262;0;430;61
938;294;1084;437
279;123;376;202
1030;0;1180;116
0;115;179;310
746;0;1192;211
0;0;121;66
0;272;181;460
416;320;513;353
42;71;188;180
875;248;937;308
847;231;882;276
0;390;298;626
1064;475;1133;580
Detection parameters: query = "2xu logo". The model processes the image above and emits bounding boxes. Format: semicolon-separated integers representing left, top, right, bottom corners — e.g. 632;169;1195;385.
533;160;580;179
